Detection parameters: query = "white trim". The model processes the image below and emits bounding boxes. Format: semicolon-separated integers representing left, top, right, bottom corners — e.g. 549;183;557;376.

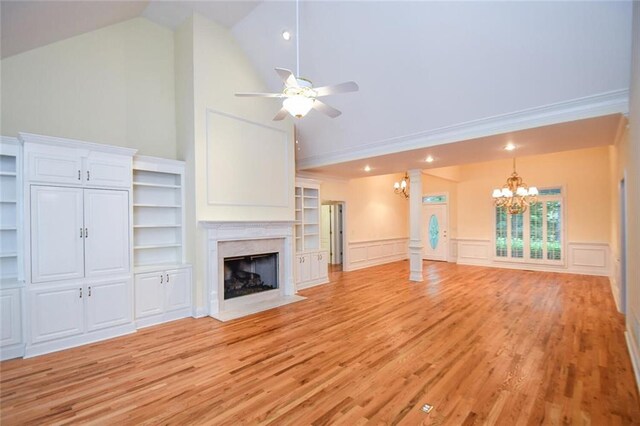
192;306;207;318
610;276;621;313
135;308;193;329
345;237;408;272
18;132;137;156
0;344;25;361
297;90;629;169
625;331;640;396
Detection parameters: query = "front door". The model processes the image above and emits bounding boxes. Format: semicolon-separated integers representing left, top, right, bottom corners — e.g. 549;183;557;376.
423;204;448;261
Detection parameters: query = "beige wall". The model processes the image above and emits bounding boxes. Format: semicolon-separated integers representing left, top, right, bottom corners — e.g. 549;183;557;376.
321;173;409;242
1;18;176;158
176;14;294;310
455;147;612;243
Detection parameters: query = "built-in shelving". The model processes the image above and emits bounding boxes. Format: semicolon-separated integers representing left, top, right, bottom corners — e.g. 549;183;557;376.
132;157;186;269
294;181;321;252
0;139;21;286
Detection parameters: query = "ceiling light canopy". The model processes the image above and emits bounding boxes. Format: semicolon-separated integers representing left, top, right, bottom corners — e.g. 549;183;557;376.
282;30;291;41
492;158;538;214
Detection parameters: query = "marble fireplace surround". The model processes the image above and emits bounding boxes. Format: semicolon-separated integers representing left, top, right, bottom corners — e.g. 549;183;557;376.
202;221;305;322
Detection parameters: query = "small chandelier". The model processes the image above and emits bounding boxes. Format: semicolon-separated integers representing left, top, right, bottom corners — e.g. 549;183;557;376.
492;158;538;214
394;173;409;199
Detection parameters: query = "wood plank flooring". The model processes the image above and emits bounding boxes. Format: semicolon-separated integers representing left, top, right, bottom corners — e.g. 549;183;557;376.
1;261;639;425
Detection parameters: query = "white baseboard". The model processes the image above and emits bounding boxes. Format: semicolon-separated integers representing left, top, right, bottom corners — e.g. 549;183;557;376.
192;306;207;318
135;308;193;329
297;277;329;290
0;344;25;361
346;238;408;272
610;277;622;312
625;331;640;395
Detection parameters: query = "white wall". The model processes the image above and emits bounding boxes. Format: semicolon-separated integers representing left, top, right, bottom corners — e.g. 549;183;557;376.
1;18;176;159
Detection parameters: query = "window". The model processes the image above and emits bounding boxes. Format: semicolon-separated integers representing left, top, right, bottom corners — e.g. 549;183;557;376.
495;187;563;264
423;194;447;203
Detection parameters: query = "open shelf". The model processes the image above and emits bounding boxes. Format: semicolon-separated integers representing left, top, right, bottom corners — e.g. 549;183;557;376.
295;180;321;253
0;147;20;285
133;158;185;268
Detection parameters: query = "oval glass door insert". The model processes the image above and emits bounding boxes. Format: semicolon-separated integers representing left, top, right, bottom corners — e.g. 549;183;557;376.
428;214;439;249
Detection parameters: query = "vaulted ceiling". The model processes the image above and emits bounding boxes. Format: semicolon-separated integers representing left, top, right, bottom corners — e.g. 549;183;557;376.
1;1;633;177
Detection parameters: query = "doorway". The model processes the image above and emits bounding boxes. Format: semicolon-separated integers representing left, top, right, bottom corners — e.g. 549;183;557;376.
321;202;344;270
620;177;627;314
423;202;449;261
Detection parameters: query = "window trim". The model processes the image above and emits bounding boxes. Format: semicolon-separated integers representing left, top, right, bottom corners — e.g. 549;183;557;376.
491;186;567;267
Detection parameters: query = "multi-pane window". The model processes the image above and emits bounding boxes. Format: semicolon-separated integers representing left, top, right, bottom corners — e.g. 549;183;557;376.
495;188;563;264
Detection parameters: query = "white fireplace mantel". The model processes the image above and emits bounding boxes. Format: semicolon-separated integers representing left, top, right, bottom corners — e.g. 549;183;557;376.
201;220;304;321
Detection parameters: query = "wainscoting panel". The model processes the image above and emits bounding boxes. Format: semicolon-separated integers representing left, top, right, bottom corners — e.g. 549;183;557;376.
346;238;408;271
452;239;611;277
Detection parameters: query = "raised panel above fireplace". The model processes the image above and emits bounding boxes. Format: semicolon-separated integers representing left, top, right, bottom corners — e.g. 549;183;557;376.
204;109;294;222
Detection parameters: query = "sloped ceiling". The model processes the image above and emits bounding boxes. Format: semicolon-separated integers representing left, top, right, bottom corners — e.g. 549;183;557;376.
231;1;633;169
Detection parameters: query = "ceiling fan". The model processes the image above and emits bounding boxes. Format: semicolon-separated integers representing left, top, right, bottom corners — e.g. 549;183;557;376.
235;0;359;121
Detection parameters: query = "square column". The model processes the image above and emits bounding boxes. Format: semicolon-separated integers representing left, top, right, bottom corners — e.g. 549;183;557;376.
408;169;423;281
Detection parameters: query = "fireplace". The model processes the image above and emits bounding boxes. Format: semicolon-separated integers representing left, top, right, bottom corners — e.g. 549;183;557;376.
203;221;305;321
224;253;279;299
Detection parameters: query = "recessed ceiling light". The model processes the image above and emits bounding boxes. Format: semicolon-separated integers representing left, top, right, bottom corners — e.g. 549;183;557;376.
282;30;291;41
425;155;434;163
504;143;516;151
364;165;371;172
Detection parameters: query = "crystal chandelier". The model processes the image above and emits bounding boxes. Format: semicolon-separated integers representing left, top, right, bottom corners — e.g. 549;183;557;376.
393;173;409;199
492;158;538;214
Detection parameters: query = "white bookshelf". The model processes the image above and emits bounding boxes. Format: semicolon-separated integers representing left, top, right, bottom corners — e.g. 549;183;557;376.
0;138;22;287
132;156;186;270
295;180;321;253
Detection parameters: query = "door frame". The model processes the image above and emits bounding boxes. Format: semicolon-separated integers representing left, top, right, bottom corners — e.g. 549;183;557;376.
321;200;347;269
422;192;450;262
619;174;628;315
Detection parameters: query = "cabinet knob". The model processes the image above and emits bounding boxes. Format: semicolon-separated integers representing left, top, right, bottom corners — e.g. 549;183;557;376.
167;273;170;282
88;286;92;297
161;274;163;284
85;228;88;238
78;170;81;181
80;228;83;238
87;170;90;181
79;288;83;298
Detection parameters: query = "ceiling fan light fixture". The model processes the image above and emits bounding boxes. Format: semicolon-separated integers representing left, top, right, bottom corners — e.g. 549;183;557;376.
283;95;314;118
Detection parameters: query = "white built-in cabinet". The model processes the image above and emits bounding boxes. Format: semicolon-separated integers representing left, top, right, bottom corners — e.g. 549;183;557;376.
1;137;24;360
132;156;191;328
21;133;137;358
294;178;329;289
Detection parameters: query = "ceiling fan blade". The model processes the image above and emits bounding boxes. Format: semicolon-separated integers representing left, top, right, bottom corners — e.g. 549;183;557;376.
314;81;359;97
273;108;289;121
312;100;342;118
235;92;283;98
275;67;299;88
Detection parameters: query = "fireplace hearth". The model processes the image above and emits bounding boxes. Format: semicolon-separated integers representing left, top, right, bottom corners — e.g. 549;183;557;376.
224;252;278;299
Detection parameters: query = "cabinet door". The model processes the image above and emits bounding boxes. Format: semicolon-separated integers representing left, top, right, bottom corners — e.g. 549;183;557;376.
134;272;164;319
31;186;85;283
29;283;84;344
85;155;131;188
86;278;132;332
310;252;320;280
27;149;83;185
317;251;329;281
84;189;130;277
165;268;191;312
0;288;22;347
296;254;311;284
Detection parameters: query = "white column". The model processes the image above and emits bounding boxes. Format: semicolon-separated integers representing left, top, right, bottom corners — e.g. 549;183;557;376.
408;169;423;281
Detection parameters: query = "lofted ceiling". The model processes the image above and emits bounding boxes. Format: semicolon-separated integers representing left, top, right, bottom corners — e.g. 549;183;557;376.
1;1;633;178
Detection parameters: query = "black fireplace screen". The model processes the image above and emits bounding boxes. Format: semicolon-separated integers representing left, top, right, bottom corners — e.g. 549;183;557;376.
223;252;279;299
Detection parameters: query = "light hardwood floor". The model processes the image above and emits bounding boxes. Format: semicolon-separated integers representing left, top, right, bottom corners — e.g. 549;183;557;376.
1;261;639;425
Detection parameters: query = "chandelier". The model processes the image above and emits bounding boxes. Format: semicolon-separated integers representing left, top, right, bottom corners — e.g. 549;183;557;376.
492;158;538;214
393;173;409;199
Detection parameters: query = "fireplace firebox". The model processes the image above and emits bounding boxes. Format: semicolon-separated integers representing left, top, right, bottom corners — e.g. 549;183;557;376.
223;252;279;300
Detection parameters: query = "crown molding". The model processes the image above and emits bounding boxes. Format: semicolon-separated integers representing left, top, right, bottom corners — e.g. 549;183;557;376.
296;89;629;170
